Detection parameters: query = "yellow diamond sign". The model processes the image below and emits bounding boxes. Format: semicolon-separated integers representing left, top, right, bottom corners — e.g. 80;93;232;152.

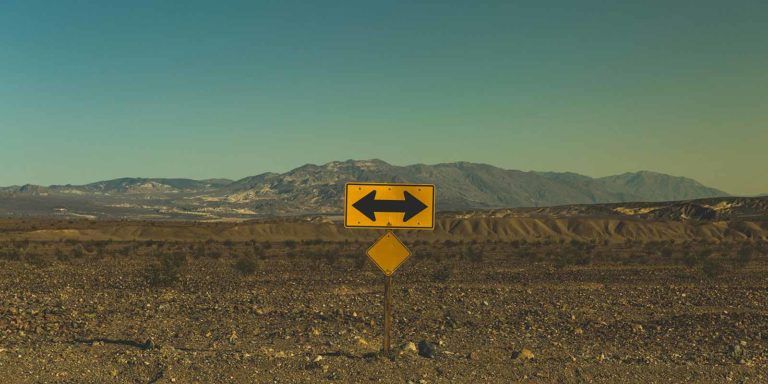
366;231;411;276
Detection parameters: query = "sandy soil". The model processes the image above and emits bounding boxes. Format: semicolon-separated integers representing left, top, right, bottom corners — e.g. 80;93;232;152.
0;236;766;383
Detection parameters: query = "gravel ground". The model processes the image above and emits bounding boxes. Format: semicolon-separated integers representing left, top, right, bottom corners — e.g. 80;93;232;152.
0;242;767;383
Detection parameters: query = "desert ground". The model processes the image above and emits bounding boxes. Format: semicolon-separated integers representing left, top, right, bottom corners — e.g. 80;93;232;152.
0;217;767;383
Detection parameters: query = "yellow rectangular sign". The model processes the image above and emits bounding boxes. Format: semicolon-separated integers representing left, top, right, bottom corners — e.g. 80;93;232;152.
344;183;435;229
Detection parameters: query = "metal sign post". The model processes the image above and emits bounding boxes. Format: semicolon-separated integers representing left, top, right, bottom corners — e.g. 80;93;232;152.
383;274;393;355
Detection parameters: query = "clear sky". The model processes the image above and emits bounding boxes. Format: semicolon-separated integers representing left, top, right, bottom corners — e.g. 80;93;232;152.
1;1;766;195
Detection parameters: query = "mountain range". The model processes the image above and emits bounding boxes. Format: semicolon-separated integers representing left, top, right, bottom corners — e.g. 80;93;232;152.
0;159;729;220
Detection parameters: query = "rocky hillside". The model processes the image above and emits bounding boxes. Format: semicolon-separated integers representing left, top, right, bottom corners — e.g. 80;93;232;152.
0;160;729;219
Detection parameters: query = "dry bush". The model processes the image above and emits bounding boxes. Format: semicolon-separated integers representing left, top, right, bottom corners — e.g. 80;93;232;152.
321;247;341;267
419;250;435;262
680;252;698;269
0;245;20;261
26;252;52;269
574;252;593;266
432;263;454;283
735;246;754;268
353;254;368;270
701;258;727;278
234;255;258;276
146;252;187;287
55;248;69;262
252;245;266;260
698;249;714;261
463;246;485;263
553;253;569;269
72;244;85;258
192;243;206;259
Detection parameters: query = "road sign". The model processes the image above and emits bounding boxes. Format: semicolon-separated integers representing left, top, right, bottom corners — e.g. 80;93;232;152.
344;182;435;357
344;183;435;229
366;230;411;276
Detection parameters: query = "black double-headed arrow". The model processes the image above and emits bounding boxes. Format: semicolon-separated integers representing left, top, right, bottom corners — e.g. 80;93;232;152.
352;190;428;222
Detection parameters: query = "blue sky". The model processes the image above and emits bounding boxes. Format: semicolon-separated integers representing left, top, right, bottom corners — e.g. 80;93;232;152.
1;1;766;194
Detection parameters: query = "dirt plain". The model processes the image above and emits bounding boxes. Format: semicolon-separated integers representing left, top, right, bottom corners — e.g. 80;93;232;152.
0;218;767;383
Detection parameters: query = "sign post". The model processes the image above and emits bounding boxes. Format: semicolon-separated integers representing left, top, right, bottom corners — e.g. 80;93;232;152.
344;183;435;357
384;274;393;354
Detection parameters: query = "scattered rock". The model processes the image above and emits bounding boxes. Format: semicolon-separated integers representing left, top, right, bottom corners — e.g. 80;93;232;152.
355;336;369;347
418;341;437;358
400;342;417;355
512;348;534;361
729;344;744;361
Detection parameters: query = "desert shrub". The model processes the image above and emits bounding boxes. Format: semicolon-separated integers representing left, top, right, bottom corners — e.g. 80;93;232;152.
193;244;206;259
698;249;714;261
0;247;20;261
284;240;297;249
26;253;51;269
227;249;241;259
206;249;222;259
72;244;85;258
118;245;134;257
234;255;258;276
55;248;69;262
146;252;187;287
354;254;368;270
553;253;569;269
432;264;454;283
735;246;754;268
91;247;107;261
701;258;726;278
303;239;324;246
633;252;650;265
574;253;593;266
321;248;341;266
680;252;698;268
470;247;485;263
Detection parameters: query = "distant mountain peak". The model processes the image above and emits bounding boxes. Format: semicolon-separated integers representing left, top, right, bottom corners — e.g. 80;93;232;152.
0;160;729;219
